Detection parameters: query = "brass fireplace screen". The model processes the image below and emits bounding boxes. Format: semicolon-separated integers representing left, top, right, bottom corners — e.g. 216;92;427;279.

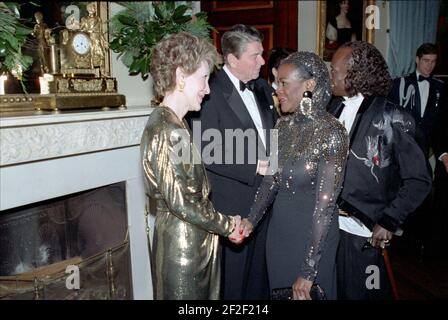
0;182;133;299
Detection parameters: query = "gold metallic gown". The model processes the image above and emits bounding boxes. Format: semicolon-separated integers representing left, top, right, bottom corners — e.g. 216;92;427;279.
141;105;235;300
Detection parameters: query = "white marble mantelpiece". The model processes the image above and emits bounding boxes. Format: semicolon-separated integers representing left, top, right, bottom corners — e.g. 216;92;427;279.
0;107;152;166
0;106;154;299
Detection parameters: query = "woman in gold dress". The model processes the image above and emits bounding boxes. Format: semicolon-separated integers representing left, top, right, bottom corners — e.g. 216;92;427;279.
141;32;242;300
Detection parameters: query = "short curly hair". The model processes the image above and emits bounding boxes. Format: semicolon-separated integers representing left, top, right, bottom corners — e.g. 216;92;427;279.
150;32;222;100
340;41;392;97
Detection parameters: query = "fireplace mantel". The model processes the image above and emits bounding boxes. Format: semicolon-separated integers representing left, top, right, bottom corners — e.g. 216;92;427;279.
0;108;152;166
0;107;154;299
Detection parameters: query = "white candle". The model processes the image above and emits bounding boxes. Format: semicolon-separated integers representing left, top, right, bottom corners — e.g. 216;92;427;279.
0;74;7;95
43;73;54;82
39;77;46;94
39;74;54;95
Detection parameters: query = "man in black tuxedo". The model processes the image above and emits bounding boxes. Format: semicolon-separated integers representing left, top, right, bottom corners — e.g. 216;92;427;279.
189;24;277;299
328;41;432;299
389;43;445;160
429;99;448;259
388;43;446;258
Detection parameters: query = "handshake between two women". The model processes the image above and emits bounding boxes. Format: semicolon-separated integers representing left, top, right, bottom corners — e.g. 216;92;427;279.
228;216;254;245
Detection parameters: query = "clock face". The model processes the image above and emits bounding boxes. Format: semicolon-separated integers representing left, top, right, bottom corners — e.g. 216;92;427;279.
72;33;91;55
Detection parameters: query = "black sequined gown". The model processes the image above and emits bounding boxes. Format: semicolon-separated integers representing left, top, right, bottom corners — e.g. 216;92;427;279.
247;52;349;300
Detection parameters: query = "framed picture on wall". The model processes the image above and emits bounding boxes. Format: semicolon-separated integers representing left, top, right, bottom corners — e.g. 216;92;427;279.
317;0;375;62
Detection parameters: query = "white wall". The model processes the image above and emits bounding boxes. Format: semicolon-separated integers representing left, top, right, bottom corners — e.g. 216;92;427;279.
108;1;200;107
374;0;390;61
109;3;153;107
298;0;318;52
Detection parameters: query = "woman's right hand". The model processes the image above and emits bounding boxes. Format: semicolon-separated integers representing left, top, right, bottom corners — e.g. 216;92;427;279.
240;218;253;238
228;216;253;244
228;215;242;244
292;276;313;300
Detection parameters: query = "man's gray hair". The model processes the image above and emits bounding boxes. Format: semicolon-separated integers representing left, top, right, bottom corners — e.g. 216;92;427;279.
221;24;264;64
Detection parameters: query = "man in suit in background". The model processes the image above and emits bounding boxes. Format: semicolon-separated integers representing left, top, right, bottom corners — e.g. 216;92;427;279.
189;24;277;299
429;95;448;259
389;43;446;258
389;43;445;159
328;41;431;299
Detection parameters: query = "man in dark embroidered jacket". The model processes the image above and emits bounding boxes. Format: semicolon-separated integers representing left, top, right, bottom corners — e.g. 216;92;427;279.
328;41;432;299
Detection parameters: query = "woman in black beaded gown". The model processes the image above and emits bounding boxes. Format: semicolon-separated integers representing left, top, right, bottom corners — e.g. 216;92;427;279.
240;52;349;300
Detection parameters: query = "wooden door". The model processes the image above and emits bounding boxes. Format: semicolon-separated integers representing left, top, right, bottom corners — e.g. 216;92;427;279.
201;1;298;79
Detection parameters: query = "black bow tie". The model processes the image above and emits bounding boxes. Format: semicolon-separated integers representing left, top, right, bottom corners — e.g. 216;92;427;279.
239;80;255;92
418;75;431;82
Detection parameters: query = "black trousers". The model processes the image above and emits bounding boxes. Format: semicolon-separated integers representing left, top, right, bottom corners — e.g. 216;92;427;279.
337;230;392;300
242;210;271;300
394;192;432;258
427;166;448;259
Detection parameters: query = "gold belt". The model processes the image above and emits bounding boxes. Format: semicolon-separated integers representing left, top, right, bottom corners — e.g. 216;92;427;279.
339;209;350;217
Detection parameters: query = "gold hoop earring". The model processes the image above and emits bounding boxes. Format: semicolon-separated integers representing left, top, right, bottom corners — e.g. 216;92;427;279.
179;81;185;93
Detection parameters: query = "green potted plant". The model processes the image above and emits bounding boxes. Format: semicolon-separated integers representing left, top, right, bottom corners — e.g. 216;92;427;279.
0;2;33;88
109;2;214;80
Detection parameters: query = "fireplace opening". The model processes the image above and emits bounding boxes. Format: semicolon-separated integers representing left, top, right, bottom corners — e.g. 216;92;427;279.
0;182;133;299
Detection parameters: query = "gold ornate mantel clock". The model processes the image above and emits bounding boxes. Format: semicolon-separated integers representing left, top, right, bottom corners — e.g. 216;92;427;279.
0;2;125;113
48;2;125;110
59;2;109;79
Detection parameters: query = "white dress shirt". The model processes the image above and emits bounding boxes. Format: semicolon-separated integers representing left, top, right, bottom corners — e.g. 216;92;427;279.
223;65;266;147
338;93;363;134
337;93;373;238
416;70;430;118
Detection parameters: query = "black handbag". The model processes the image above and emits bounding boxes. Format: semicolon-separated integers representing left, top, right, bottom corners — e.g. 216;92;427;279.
271;284;327;300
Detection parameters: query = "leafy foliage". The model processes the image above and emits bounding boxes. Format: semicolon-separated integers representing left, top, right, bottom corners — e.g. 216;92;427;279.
109;2;214;80
0;2;33;80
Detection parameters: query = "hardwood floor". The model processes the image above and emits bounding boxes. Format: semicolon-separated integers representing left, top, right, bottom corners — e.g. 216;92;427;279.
390;250;448;299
